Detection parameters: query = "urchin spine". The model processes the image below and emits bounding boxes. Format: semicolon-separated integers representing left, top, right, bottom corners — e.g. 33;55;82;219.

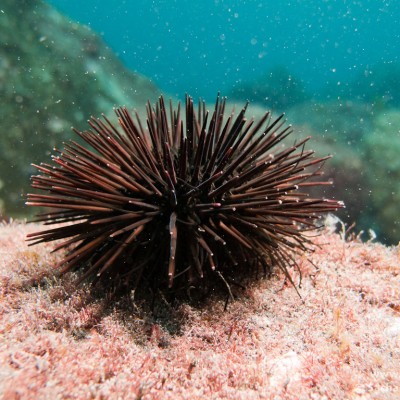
27;95;343;298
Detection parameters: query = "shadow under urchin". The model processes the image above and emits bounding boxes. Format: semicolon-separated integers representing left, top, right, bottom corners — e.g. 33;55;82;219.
26;94;343;306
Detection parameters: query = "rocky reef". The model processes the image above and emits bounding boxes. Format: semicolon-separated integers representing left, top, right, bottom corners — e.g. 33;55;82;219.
1;221;399;399
0;0;159;216
286;101;400;244
364;110;400;243
229;65;310;110
231;69;400;244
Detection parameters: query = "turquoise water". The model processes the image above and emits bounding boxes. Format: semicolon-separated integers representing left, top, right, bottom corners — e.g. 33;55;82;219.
48;0;400;102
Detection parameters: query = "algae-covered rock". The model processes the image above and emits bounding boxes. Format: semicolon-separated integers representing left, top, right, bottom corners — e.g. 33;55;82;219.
364;110;400;243
348;63;400;108
0;0;160;216
286;101;371;231
229;66;310;111
287;100;375;147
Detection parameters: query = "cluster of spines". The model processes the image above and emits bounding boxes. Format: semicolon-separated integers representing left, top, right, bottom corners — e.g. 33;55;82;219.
26;95;343;298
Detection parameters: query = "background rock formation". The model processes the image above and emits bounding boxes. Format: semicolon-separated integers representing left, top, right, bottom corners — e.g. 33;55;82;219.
0;0;159;216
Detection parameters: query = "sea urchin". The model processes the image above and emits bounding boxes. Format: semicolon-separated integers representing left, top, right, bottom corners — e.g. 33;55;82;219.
27;95;343;302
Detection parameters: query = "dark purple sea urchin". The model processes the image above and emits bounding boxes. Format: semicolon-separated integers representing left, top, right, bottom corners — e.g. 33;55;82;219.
27;95;343;302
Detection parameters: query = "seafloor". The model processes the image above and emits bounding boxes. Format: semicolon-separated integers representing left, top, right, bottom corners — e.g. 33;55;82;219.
0;221;399;399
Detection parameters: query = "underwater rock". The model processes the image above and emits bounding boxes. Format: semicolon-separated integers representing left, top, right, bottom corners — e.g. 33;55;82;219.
228;66;310;111
287;100;375;147
1;221;399;398
288;100;399;244
331;62;400;109
284;103;366;233
0;0;159;216
364;110;400;243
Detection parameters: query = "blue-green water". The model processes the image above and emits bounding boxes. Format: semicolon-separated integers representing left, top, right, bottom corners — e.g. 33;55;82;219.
48;0;400;102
